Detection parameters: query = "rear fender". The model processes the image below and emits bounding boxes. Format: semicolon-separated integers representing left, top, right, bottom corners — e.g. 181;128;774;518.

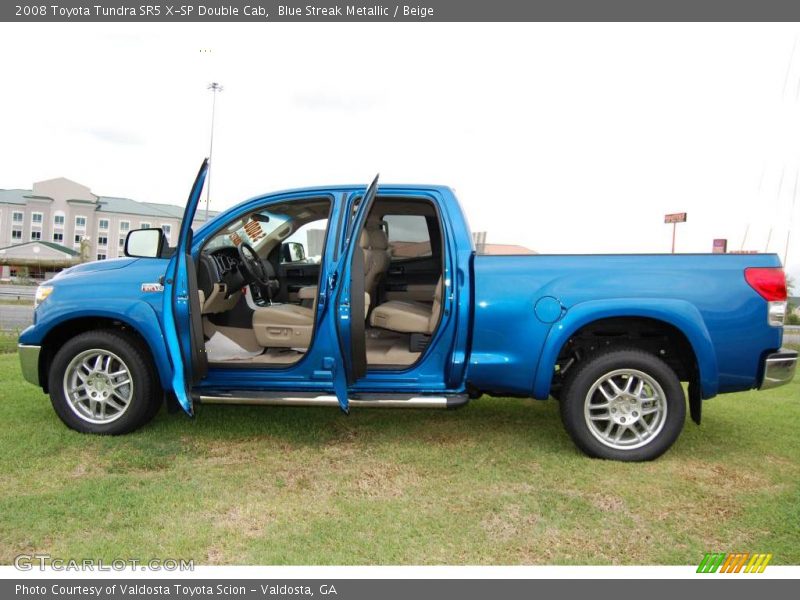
533;298;719;400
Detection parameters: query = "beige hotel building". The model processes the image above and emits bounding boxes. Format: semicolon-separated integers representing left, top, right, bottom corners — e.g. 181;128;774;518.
0;177;213;279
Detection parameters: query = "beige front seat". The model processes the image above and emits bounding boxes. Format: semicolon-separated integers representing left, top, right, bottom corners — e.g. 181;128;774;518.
252;304;314;348
252;290;371;350
361;218;390;304
370;277;443;334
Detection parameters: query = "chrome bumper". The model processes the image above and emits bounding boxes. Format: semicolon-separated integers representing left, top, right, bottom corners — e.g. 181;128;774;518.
18;344;41;386
760;349;798;390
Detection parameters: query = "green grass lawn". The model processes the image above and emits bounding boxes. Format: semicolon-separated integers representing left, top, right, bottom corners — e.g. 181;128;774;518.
0;352;797;566
0;331;22;354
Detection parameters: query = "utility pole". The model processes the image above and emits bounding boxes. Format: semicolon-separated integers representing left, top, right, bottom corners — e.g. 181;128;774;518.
205;82;223;221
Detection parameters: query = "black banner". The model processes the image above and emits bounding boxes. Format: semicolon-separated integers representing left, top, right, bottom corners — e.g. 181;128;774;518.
6;0;800;22
5;579;800;600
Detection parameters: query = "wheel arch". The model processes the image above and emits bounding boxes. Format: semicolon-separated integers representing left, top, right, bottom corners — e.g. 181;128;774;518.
534;299;719;407
36;304;172;393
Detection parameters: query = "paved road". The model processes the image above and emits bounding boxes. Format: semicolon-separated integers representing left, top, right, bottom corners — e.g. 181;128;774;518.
785;325;800;346
0;304;33;331
0;284;36;300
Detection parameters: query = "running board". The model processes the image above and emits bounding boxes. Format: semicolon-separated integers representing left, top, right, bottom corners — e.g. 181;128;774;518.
197;390;469;409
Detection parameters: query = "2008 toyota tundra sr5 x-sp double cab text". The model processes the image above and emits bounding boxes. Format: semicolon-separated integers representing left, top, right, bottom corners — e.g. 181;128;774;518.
17;161;798;461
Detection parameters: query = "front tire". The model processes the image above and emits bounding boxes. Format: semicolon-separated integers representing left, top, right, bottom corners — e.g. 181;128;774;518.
559;348;686;461
48;330;160;434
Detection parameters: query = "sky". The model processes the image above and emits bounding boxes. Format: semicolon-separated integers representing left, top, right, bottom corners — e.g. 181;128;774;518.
1;22;799;285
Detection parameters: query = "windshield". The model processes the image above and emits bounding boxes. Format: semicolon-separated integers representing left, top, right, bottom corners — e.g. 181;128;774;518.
204;209;290;252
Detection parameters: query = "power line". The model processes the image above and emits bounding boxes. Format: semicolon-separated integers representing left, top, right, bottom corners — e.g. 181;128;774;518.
786;167;798;266
742;165;765;250
766;165;786;252
782;35;798;98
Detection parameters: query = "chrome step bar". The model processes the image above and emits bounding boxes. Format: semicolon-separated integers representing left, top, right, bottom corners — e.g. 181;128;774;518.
197;391;469;409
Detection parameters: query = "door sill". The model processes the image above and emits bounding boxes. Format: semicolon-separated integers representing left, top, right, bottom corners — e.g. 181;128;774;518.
196;390;469;409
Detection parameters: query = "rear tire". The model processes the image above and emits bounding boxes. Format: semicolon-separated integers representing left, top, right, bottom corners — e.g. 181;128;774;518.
559;348;686;461
48;329;160;435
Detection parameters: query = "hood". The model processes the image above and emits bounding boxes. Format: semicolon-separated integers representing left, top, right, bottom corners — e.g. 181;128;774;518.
55;258;139;279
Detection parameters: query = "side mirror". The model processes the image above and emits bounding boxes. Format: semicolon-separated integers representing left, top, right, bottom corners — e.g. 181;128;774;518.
281;242;306;263
125;228;165;258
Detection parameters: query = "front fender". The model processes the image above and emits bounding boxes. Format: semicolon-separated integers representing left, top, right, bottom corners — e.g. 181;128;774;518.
22;299;174;391
532;298;719;400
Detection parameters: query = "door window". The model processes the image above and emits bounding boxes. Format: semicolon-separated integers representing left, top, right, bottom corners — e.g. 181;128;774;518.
383;214;432;259
281;219;329;264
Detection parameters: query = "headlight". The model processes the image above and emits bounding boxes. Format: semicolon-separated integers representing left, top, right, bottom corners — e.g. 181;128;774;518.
34;285;53;308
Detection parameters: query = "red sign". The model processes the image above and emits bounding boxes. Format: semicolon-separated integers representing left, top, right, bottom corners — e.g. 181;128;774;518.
664;212;687;224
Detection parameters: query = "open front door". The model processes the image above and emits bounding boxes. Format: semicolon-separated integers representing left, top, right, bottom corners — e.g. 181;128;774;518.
332;175;380;412
162;159;209;416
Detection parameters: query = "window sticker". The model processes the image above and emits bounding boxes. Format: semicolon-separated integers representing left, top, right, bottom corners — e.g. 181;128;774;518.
243;219;265;243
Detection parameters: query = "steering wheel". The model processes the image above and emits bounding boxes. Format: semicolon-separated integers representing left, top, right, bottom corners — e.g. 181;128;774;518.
237;242;278;295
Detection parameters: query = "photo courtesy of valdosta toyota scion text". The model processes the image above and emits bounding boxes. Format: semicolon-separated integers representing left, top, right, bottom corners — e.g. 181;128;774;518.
0;0;799;594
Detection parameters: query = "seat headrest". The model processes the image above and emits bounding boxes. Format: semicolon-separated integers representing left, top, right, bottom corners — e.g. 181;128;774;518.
359;219;389;251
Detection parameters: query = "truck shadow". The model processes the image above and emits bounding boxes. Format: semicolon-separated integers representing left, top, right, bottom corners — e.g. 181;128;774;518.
149;395;577;456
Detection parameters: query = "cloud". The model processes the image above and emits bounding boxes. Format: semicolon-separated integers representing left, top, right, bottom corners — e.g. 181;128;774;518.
291;90;383;112
81;127;145;146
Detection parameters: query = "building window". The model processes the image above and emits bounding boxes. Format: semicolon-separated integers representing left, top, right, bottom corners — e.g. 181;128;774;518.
31;212;43;225
11;229;22;241
140;222;151;229
119;220;130;232
75;216;87;228
31;230;41;241
53;232;64;243
96;253;106;261
74;234;82;244
12;211;23;223
119;236;126;248
54;213;65;226
97;236;108;247
161;224;172;240
98;219;109;230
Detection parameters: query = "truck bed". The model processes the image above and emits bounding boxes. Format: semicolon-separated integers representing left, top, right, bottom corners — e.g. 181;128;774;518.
468;253;784;398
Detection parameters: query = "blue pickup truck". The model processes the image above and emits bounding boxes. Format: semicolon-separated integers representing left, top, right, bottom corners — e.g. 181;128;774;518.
17;160;797;461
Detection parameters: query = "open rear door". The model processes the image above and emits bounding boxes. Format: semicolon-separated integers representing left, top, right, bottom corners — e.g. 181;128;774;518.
332;175;380;412
162;159;209;416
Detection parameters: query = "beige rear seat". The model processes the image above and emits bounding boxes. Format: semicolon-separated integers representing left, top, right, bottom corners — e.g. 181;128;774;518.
369;277;442;335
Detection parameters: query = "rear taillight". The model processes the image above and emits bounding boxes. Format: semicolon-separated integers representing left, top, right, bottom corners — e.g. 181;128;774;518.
745;268;787;301
745;267;788;327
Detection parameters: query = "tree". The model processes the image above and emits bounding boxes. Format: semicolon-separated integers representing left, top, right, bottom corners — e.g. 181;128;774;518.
787;276;799;325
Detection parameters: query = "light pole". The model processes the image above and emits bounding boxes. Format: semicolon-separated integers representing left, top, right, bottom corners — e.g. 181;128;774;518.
205;82;223;221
